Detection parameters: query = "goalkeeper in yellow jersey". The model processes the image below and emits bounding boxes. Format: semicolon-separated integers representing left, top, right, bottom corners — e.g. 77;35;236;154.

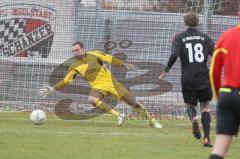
38;41;162;128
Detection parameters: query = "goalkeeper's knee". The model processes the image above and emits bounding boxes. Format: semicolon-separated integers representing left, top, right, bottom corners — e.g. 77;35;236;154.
94;99;111;112
88;96;101;106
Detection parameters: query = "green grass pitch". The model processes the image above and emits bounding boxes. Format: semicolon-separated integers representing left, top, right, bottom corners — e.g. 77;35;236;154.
0;112;239;159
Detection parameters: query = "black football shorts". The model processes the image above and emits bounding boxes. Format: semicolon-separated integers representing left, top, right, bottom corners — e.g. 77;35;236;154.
182;86;212;106
217;88;240;135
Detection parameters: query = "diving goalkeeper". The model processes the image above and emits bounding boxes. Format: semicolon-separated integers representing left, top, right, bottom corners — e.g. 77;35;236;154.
38;41;161;128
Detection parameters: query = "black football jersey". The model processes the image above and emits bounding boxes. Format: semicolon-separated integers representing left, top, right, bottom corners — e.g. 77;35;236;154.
166;28;215;89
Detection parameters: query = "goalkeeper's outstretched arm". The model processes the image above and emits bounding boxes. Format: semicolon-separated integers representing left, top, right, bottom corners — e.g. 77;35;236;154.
93;51;138;70
38;69;78;97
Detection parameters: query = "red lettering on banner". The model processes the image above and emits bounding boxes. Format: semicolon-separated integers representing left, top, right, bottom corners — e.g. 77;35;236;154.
11;8;52;19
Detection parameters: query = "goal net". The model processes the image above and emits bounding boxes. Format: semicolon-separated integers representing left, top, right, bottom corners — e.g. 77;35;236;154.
0;0;238;119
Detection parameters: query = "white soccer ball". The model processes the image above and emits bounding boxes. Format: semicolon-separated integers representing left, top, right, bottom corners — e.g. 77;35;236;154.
30;109;47;125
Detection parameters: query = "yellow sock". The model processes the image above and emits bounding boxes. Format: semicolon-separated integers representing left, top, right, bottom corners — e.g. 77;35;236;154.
133;102;152;121
95;100;120;117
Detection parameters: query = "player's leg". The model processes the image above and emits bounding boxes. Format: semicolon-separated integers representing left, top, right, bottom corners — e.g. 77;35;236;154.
209;88;240;158
200;101;212;147
186;103;197;122
187;104;201;139
209;135;233;159
182;87;201;139
88;90;120;118
199;86;213;146
121;92;162;128
121;92;150;119
183;87;198;120
107;80;161;128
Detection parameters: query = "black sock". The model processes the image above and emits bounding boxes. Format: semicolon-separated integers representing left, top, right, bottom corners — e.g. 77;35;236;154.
201;112;211;139
209;154;224;159
186;106;197;121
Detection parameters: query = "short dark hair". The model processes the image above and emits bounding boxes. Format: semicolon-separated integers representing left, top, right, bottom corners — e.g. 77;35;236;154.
184;12;199;27
72;41;84;48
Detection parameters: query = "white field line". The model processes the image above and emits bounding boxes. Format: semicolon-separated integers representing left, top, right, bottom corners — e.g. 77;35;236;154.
0;129;191;136
0;117;193;126
0;117;216;127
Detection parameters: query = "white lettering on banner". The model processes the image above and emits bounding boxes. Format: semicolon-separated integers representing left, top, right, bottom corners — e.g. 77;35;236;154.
1;23;54;56
0;4;56;21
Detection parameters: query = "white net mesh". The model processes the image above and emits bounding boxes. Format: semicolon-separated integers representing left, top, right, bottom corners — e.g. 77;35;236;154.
0;0;239;119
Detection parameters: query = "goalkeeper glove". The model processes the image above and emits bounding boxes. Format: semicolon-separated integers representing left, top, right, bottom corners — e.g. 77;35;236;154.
124;63;138;71
38;84;55;98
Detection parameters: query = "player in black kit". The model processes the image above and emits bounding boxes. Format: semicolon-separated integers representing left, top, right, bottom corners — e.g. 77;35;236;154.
159;12;215;147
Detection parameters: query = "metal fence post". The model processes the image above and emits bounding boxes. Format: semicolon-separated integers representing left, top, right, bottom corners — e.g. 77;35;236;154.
202;0;213;36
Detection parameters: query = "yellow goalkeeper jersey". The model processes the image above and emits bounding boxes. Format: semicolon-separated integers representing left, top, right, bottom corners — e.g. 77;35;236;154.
53;50;125;90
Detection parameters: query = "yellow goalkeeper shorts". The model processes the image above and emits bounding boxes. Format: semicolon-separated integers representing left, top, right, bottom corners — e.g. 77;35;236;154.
91;81;129;100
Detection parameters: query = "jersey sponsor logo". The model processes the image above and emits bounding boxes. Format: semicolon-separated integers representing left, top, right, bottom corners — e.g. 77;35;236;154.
0;4;56;58
85;67;97;75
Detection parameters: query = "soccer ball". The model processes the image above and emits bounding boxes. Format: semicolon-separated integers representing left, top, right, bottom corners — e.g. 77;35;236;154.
30;109;47;125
